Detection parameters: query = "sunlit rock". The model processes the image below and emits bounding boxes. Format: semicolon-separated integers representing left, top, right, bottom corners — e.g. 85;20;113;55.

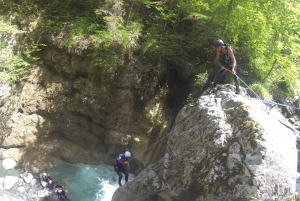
20;172;33;184
112;85;298;201
37;189;49;197
4;176;18;190
2;158;17;170
0;189;24;201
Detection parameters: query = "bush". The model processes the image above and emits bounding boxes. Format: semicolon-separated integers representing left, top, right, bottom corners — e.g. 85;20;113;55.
249;83;272;100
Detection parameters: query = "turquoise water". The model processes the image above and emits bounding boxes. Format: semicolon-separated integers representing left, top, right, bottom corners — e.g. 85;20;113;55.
48;163;134;201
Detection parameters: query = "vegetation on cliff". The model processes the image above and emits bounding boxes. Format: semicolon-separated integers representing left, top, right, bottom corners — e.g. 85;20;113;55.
0;0;300;99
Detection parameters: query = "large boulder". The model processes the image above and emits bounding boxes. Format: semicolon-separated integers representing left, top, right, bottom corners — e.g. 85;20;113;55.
112;85;298;201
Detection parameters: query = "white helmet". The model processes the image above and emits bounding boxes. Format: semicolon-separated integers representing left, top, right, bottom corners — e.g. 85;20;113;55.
49;180;52;184
124;151;131;157
42;172;47;176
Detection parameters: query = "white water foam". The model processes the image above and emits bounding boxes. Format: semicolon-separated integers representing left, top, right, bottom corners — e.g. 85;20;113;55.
96;178;118;201
48;163;133;201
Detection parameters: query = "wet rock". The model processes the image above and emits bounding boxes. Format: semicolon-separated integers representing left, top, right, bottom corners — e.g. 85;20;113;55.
37;189;49;197
0;171;67;201
20;172;34;184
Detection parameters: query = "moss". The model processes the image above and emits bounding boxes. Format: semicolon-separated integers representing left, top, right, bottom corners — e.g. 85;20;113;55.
203;183;218;194
240;120;260;130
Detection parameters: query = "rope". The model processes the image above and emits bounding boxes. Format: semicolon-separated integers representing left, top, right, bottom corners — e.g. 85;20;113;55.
220;69;300;112
208;69;300;135
128;132;169;162
128;100;213;162
235;74;263;101
266;101;300;111
235;73;300;111
127;70;300;162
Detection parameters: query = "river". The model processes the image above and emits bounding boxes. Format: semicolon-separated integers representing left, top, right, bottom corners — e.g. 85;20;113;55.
48;162;134;201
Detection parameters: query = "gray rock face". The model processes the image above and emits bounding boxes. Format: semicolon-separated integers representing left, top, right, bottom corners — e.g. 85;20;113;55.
0;51;167;172
112;85;298;201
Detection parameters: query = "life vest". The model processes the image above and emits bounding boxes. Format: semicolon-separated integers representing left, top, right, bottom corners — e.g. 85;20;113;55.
115;154;126;166
42;175;49;182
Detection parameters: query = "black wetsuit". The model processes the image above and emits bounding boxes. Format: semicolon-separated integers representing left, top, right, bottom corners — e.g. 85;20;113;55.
113;154;129;187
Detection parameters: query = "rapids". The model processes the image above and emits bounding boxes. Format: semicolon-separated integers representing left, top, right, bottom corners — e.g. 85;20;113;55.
48;162;134;201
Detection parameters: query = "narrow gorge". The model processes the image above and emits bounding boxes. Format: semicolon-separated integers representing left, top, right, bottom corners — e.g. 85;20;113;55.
1;1;300;200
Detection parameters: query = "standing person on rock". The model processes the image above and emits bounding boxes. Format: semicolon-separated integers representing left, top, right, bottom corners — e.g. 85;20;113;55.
208;39;241;94
113;151;131;187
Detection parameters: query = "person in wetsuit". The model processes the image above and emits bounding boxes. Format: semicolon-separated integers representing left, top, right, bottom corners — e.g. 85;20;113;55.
56;188;67;199
41;172;51;182
208;39;240;94
113;151;131;187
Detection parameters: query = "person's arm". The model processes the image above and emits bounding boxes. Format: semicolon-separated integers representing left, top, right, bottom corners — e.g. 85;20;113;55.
216;49;225;70
227;47;236;74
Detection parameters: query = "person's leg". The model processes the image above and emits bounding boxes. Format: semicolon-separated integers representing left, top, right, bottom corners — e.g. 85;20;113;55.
209;69;226;93
114;165;123;186
120;167;129;183
230;66;240;93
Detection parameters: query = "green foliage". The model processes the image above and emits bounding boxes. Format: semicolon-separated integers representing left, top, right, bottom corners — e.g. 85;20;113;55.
90;43;123;72
51;21;68;32
250;83;272;100
0;46;30;83
136;84;151;101
0;19;45;83
47;0;144;71
184;93;195;105
194;71;209;87
203;184;217;194
1;0;300;100
24;39;46;62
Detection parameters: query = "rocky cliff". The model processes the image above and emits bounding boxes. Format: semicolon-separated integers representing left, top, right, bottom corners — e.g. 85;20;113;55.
0;60;170;174
112;85;299;201
0;14;174;173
